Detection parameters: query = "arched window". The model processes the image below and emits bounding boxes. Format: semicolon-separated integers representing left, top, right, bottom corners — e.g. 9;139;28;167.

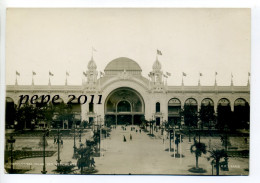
201;98;214;106
218;98;230;106
234;98;247;106
185;98;198;106
117;100;131;112
156;102;160;113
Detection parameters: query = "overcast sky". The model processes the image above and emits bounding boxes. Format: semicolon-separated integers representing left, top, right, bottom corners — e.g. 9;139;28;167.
6;8;251;86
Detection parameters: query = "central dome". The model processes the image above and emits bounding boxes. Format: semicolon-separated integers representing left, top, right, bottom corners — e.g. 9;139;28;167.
104;57;142;72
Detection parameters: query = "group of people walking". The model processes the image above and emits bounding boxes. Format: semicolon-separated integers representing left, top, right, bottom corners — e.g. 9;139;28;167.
53;137;63;146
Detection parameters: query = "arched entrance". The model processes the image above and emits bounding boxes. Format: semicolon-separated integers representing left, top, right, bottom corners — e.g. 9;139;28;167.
105;87;145;126
168;98;181;125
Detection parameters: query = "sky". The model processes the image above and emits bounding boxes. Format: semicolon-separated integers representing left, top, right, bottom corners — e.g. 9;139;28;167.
5;8;251;86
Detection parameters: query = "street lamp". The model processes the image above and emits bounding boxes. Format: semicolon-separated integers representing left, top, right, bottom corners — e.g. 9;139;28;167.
79;128;82;142
97;115;102;156
41;127;48;174
56;125;61;167
7;135;16;173
223;124;229;171
72;121;77;159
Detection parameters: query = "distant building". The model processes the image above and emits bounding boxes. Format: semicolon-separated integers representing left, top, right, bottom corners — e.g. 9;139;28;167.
5;56;250;129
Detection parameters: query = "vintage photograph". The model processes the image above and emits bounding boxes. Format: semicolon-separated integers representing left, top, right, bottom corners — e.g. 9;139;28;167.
4;8;250;175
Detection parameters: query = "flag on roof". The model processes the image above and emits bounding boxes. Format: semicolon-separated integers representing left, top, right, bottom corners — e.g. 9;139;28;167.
157;49;162;55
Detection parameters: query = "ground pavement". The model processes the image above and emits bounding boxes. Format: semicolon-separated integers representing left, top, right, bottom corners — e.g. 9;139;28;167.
94;126;249;175
9;126;249;175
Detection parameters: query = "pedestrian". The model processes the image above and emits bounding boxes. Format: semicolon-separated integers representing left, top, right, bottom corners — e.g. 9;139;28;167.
54;137;56;144
91;157;95;167
123;135;126;142
244;137;248;144
139;129;141;133
61;139;63;147
130;134;132;140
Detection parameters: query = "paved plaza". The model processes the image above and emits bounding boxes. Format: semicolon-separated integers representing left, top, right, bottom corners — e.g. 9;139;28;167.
9;126;249;175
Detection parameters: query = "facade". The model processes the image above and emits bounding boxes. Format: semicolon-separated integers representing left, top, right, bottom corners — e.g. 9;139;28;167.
5;57;250;128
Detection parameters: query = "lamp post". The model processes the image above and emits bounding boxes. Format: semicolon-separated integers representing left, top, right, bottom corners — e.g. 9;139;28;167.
41;128;48;174
7;135;16;173
56;125;61;167
224;124;229;171
79;128;82;142
97;115;102;156
169;125;172;153
72;121;77;159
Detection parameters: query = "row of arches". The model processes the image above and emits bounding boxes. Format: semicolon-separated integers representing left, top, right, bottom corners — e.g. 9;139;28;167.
155;97;249;113
5;97;84;129
154;97;250;129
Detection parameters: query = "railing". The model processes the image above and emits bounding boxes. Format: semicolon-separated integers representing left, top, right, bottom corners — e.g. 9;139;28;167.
227;150;249;158
6;150;56;160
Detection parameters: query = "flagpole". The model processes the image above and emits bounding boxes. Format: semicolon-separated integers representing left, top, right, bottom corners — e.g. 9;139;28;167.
32;71;34;85
15;73;17;85
65;71;68;85
182;73;184;86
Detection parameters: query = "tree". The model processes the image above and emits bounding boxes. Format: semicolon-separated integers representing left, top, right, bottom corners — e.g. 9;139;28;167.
233;102;250;129
208;149;227;175
38;103;55;128
199;104;215;130
216;104;233;130
183;105;198;127
190;140;207;169
54;102;75;128
14;103;38;130
76;142;95;174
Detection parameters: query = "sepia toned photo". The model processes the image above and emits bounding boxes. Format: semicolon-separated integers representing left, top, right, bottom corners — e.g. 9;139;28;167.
4;8;250;175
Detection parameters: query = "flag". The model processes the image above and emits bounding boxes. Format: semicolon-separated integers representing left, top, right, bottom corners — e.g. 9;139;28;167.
92;47;97;52
163;74;168;78
231;73;233;78
16;71;20;76
49;71;54;76
166;72;171;76
83;71;87;77
157;49;162;55
248;72;250;76
66;71;69;76
215;72;218;76
182;72;187;76
32;71;36;75
199;73;202;76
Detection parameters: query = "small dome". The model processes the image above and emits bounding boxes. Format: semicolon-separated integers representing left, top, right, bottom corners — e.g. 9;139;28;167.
88;57;97;70
104;57;142;72
152;58;161;71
